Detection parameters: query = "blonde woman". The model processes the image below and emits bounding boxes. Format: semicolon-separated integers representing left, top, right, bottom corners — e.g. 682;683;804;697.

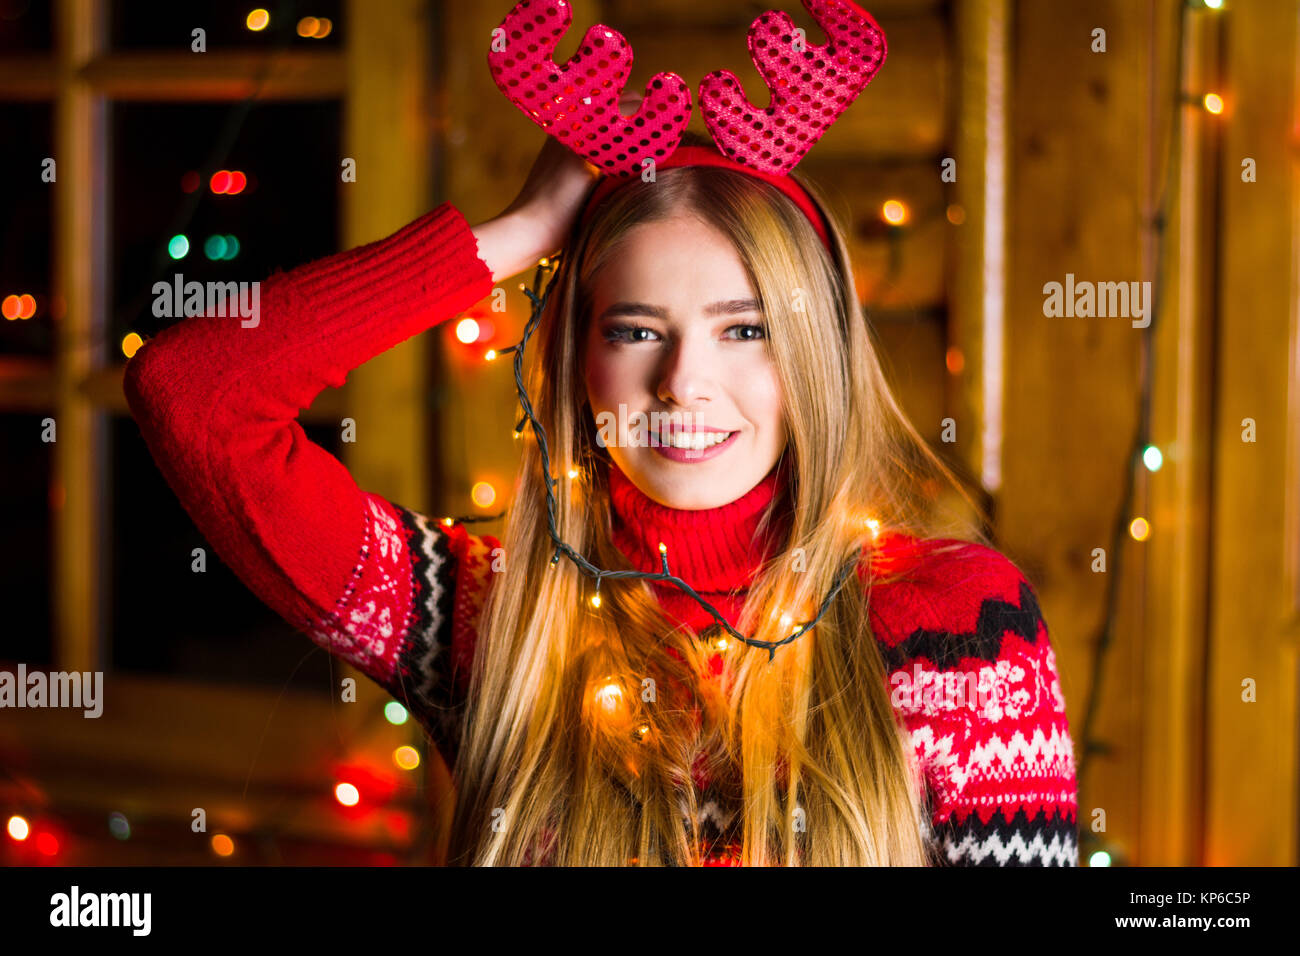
124;117;1078;866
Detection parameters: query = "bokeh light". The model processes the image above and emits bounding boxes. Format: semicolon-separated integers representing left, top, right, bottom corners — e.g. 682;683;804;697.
246;9;269;32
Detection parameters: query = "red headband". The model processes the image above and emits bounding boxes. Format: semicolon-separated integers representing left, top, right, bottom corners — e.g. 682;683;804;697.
577;145;834;252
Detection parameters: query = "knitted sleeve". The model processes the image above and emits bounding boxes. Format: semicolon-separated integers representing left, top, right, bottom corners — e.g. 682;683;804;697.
122;202;499;764
867;536;1080;866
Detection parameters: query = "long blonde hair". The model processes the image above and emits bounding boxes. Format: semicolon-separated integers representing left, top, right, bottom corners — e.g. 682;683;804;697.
446;135;991;866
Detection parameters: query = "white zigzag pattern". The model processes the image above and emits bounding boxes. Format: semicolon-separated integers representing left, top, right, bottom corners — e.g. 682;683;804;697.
406;510;454;704
940;825;1078;866
910;722;1075;798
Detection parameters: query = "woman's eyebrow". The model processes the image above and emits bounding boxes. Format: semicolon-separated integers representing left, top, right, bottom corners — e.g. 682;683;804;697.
596;298;761;322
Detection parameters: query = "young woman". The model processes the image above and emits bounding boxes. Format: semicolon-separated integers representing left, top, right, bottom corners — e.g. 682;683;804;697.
124;123;1079;867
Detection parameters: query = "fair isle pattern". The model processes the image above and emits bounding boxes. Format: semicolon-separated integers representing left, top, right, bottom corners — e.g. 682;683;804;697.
872;549;1080;866
300;494;416;688
386;502;501;766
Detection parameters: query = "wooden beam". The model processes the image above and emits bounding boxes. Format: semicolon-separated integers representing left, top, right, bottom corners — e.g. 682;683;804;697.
78;51;345;100
1203;0;1300;867
52;0;107;675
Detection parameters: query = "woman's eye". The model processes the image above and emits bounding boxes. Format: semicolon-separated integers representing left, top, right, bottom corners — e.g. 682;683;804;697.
728;324;767;341
602;324;658;344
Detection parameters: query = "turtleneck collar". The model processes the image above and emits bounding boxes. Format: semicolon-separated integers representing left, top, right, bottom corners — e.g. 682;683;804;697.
607;457;792;603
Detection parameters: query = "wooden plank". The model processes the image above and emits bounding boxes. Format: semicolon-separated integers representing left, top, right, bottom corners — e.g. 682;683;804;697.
339;0;436;515
949;0;1008;499
79;51;345;100
0;54;57;100
1204;0;1300;867
52;0;106;675
1002;0;1161;865
1142;0;1212;868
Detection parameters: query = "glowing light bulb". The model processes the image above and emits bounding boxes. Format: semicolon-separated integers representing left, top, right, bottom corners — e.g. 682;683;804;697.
334;782;360;806
595;682;621;710
882;199;909;225
485;349;497;360
455;318;480;343
471;481;496;508
590;592;602;609
567;469;579;479
393;746;420;770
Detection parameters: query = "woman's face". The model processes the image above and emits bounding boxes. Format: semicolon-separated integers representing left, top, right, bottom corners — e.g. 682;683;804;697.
583;214;787;510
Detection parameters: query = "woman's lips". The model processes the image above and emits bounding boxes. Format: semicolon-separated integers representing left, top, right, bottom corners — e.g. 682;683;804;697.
651;430;739;463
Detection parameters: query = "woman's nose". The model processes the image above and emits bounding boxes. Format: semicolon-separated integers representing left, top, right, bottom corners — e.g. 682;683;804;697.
656;337;714;408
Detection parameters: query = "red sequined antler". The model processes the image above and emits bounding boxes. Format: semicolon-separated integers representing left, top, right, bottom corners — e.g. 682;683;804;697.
487;0;692;176
699;0;887;175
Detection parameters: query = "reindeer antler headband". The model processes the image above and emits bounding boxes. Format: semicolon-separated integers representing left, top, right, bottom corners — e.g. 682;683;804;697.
488;0;887;251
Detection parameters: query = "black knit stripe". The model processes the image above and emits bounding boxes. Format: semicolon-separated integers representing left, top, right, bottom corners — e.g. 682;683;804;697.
390;503;465;761
879;578;1046;672
929;804;1079;866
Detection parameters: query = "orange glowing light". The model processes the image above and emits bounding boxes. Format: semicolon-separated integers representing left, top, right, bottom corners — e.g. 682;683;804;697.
246;9;270;32
946;204;966;225
314;17;333;38
297;17;319;37
393;746;421;770
18;294;35;319
7;816;29;841
945;347;965;375
882;200;909;226
1203;93;1224;114
1;295;18;320
471;481;496;508
211;833;235;856
1129;517;1151;541
121;332;144;359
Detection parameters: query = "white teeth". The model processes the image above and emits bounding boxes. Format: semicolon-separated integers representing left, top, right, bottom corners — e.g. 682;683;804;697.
659;431;733;450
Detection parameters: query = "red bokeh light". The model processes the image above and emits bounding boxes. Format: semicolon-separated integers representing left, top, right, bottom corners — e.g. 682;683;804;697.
210;170;231;194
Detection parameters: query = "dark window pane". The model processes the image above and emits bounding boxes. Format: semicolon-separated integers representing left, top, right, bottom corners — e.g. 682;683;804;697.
109;414;336;688
0;0;52;53
109;100;340;362
111;0;342;50
0;413;53;667
0;103;53;356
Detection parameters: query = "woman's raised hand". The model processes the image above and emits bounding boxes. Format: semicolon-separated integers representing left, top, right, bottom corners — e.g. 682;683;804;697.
470;93;643;282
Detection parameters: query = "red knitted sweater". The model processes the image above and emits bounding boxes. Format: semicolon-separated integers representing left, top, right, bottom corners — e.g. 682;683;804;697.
123;201;1079;866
